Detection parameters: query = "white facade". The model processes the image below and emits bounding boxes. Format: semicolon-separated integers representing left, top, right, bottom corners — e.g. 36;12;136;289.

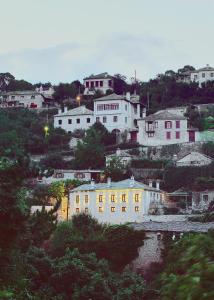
105;148;132;167
54;106;94;133
41;169;102;184
176;152;213;167
94;93;145;137
192;190;214;211
69;178;164;224
0;91;45;108
35;85;54;98
84;72;114;95
190;64;214;87
137;111;188;146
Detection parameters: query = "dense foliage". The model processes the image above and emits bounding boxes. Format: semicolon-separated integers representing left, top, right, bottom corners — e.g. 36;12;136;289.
0;108;69;156
158;232;214;300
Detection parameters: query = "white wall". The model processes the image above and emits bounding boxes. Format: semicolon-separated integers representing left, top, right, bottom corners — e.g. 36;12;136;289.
137;119;188;146
54;114;94;133
69;188;161;224
84;78;113;95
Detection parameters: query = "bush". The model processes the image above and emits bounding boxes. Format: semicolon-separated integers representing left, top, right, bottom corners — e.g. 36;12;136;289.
131;159;167;169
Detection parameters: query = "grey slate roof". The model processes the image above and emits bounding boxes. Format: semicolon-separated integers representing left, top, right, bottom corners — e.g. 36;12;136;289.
132;221;214;233
84;72;113;80
1;90;41;96
55;105;93;117
192;65;214;73
71;178;159;192
144;111;186;121
94;93;140;104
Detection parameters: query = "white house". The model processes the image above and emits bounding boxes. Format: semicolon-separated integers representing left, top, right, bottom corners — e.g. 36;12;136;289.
83;72;114;95
0;91;45;108
69;177;164;224
35;84;54;99
176;152;213;167
94;93;146;142
192;190;214;211
190;64;214;87
54;106;94;133
40;169;102;184
105;148;132;167
137;111;189;146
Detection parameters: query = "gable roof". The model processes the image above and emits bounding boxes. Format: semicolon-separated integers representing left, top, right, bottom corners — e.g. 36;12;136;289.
55;105;93;117
177;152;213;163
94;93;140;104
192;65;214;73
71;178;159;192
144;111;186;121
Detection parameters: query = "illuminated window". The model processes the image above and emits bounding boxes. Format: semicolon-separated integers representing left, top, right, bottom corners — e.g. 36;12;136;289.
99;207;103;213
85;195;89;203
111;195;115;202
135;194;139;202
111;207;115;212
99;195;103;202
85;207;88;213
122;194;126;202
76;195;80;204
76;208;80;213
135;206;139;212
122;206;126;212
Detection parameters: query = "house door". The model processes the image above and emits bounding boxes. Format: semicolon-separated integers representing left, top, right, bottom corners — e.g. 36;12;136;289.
131;131;137;143
189;131;195;142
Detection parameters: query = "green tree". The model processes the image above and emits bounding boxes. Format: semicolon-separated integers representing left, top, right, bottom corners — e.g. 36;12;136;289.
104;156;127;181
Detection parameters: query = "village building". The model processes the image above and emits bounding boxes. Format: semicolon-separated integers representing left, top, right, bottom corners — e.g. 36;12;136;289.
83;72;114;95
175;152;213;167
105;148;132;167
40;169;102;184
69;177;164;224
190;64;214;87
137;111;189;146
54;106;94;133
35;84;55;99
192;189;214;211
94;92;146;142
0;90;45;108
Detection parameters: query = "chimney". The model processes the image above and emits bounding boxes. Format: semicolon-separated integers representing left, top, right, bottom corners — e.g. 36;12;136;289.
130;175;135;187
148;179;153;188
64;107;68;113
91;179;95;189
126;92;131;101
155;180;160;190
116;148;121;156
107;177;111;187
58;108;62;114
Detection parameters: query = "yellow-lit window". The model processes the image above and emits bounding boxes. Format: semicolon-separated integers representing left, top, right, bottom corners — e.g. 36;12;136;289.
85;207;88;213
122;194;126;202
76;195;80;204
111;207;116;212
111;195;115;202
122;206;126;212
135;194;139;202
99;195;103;202
99;207;103;213
85;195;89;203
76;208;80;213
135;206;139;212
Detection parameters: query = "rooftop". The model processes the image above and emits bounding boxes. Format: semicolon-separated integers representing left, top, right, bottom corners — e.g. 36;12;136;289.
192;64;214;73
84;72;113;80
144;111;187;121
55;105;93;117
71;178;160;192
94;92;140;104
132;221;214;233
1;90;41;96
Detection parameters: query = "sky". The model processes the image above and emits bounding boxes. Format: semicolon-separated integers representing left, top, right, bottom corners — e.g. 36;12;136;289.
0;0;214;84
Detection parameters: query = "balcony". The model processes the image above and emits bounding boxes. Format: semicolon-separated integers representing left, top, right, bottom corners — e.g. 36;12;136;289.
145;126;155;133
